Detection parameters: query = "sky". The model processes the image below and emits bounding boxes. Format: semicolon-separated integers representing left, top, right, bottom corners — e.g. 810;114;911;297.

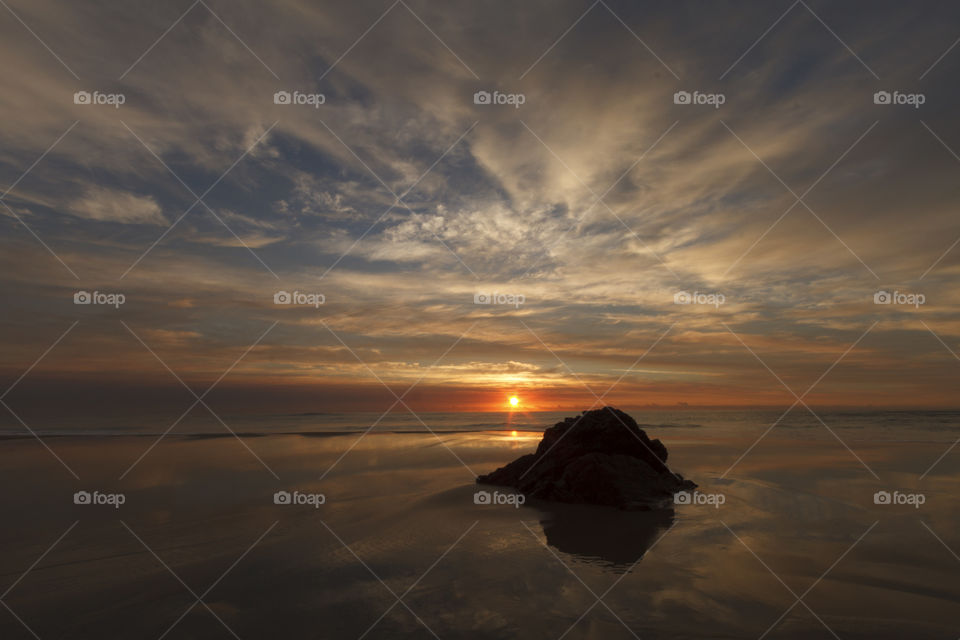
2;0;960;422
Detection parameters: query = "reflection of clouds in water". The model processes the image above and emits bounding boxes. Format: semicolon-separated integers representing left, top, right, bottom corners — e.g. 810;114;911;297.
6;433;960;637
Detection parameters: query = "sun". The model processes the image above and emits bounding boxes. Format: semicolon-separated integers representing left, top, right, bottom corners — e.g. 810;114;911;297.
509;395;519;408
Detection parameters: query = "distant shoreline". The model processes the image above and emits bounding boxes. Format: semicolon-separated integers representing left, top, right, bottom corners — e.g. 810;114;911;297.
0;429;548;440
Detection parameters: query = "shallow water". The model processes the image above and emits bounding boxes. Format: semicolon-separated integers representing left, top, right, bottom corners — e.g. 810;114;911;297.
1;428;959;638
4;408;960;440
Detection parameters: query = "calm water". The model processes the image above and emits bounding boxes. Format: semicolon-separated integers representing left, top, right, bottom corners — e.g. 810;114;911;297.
4;408;960;441
2;427;960;639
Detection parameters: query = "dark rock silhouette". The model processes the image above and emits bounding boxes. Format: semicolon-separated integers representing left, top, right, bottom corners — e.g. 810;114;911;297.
478;407;696;510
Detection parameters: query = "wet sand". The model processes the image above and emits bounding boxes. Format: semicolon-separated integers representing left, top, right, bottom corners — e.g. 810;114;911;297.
2;430;960;638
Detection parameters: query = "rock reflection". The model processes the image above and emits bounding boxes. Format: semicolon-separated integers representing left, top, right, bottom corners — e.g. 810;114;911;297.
538;504;675;572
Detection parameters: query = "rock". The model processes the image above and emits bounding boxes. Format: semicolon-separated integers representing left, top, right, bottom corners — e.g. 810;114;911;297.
477;407;696;510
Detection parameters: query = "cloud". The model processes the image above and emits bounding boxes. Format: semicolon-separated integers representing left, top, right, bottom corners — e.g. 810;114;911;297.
70;186;166;225
2;1;960;409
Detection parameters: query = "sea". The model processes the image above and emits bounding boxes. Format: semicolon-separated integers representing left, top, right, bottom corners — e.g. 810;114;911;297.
3;408;960;441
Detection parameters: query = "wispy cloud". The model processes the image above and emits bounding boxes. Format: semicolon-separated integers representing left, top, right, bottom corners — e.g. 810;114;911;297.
70;186;166;225
2;0;960;410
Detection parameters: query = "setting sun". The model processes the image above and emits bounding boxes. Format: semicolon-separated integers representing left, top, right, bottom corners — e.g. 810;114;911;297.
509;395;519;408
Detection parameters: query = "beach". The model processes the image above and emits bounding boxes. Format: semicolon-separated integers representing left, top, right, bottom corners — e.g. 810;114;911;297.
3;0;959;636
2;418;960;639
